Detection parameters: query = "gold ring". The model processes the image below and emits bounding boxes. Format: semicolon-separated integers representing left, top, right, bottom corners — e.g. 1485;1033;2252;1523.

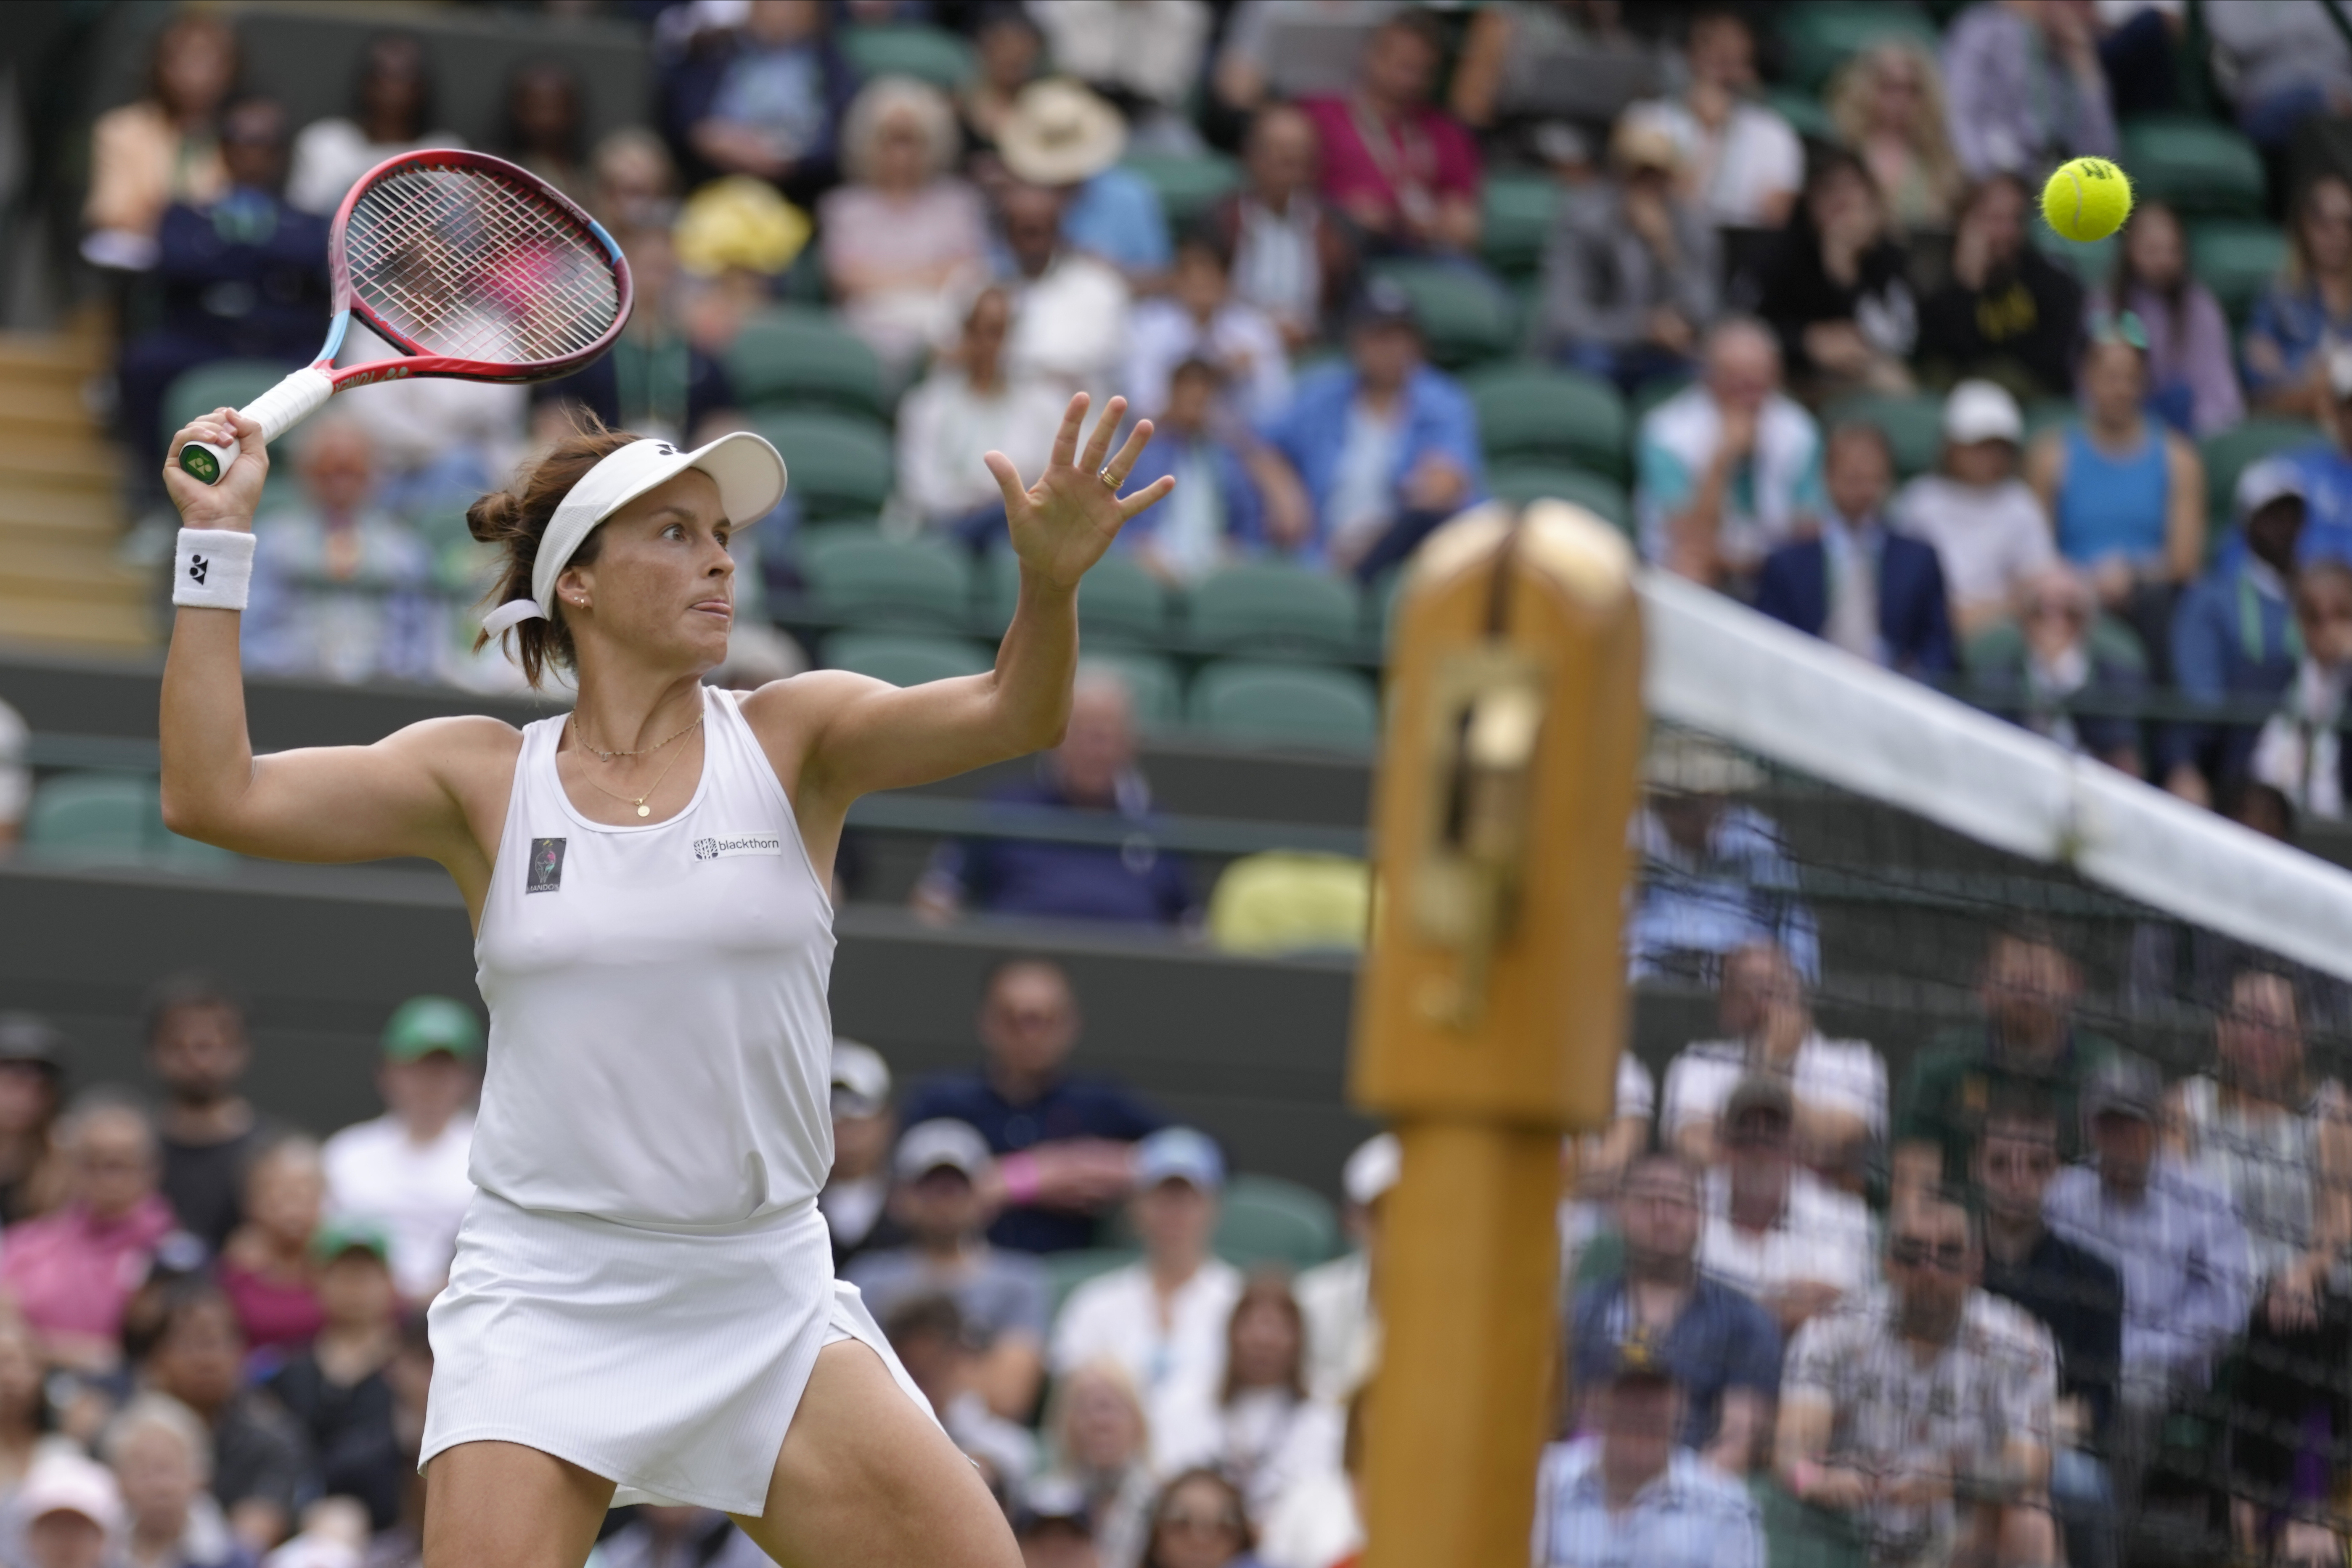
1098;466;1120;489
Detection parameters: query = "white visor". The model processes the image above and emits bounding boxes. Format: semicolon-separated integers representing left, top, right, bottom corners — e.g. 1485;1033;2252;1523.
481;432;789;635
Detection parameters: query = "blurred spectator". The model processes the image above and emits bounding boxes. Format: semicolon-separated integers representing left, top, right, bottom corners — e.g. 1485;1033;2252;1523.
1975;562;2149;769
1661;942;1886;1179
286;35;464;217
1041;1363;1159;1568
1295;1133;1395;1404
0;1312;48;1509
334;322;532;522
141;1280;309;1552
1896;922;2119;1194
998;80;1171;285
1534;1342;1764;1568
1892;381;2058;637
1123;233;1291;428
1256;279;1483;580
2030;329;2205;670
914;672;1195;925
1773;1190;2060;1568
82;13;234;271
960;8;1045;153
320;996;480;1309
2283;346;2352;561
2244;175;2352;419
2166;458;2307;801
0;699;24;852
822;1040;900;1270
265;1223;402;1532
1942;0;2118;179
1449;0;1659;134
1117;360;1274;586
1695;1077;1875;1337
1529;116;1717;394
2096;0;2185;120
596;1506;767;1568
116;98;330;477
821;77;989;379
532;225;736;446
243;419;443;686
17;1453;124;1568
1634;318;1824;588
1207;105;1356;351
216;1138;325;1357
1050;1129;1240;1472
881;1291;1037;1489
0;1014;69;1223
2206;0;2352;151
845;1118;1050;1422
1212;1;1407;116
0;1094;175;1372
1215;1276;1342;1522
104;1393;253;1568
1028;1;1213;157
1827;40;1965;234
2251;558;2352;821
995;182;1133;397
1625;732;1820;986
664;0;856;207
1137;1468;1269;1568
1755;421;1956;677
897;960;1165;1255
1622;9;1801;230
145;976;272;1255
1298;12;1483;258
1756;153;1919;402
1918;174;2085;399
895;286;1068;541
1011;1473;1101;1568
2045;1056;2253;1468
2091;203;2244;436
1568;1153;1780;1474
588;127;679;234
1562;1056;1661;1268
498;61;588;206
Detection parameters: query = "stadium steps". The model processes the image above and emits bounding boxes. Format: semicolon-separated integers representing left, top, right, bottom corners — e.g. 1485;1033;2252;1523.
0;328;145;652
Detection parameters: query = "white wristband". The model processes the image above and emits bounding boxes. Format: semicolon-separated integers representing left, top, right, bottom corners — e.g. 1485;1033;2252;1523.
172;528;256;611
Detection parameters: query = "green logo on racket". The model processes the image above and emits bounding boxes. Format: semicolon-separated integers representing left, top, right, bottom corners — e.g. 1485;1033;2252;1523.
179;446;220;484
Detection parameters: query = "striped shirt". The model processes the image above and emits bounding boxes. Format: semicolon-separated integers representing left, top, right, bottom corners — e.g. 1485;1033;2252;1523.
1533;1438;1764;1568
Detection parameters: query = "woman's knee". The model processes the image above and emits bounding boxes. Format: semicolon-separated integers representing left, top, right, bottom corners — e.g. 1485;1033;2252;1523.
423;1441;614;1568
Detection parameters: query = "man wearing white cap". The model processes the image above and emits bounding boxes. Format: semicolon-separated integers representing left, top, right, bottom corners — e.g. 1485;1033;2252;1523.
821;1039;902;1270
2165;456;2309;801
18;1451;122;1568
159;368;1178;1561
1297;1132;1398;1403
1891;379;2058;637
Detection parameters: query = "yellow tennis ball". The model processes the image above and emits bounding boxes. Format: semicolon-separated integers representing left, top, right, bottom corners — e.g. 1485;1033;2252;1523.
2042;157;2134;243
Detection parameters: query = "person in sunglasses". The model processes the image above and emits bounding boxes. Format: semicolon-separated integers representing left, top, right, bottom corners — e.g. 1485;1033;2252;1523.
1775;1188;2060;1568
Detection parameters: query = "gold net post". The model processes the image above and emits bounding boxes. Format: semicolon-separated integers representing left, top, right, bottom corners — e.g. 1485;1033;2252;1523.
1350;502;1645;1568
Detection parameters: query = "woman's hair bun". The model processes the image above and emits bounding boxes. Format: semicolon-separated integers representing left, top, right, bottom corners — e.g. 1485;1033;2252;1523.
466;489;520;544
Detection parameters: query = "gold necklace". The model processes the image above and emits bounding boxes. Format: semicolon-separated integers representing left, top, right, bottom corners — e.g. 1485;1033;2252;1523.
571;715;703;818
569;709;705;762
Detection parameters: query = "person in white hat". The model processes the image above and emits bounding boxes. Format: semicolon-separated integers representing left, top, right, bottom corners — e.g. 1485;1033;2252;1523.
1890;378;2058;636
156;373;1178;1567
17;1451;122;1568
2164;456;2310;803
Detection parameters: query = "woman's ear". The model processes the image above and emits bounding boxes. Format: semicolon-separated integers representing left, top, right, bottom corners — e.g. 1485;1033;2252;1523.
555;561;595;614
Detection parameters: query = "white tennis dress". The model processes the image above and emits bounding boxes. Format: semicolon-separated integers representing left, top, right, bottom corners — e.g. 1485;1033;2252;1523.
420;685;929;1512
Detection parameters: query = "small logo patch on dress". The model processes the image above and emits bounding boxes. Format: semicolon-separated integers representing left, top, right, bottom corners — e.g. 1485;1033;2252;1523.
527;837;567;892
693;833;783;862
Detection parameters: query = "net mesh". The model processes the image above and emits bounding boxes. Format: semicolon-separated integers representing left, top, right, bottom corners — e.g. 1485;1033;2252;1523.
343;162;621;368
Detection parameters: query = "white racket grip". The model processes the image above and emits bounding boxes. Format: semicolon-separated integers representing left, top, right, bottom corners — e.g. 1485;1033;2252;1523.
178;367;336;485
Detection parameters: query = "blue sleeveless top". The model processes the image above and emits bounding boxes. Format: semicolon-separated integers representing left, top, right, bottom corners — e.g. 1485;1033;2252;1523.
2056;423;2169;565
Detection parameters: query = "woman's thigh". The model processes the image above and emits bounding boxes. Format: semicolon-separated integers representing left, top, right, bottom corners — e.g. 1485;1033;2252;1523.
424;1440;616;1568
731;1340;1020;1568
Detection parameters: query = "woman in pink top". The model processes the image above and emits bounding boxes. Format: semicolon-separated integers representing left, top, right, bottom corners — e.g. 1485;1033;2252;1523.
0;1097;177;1371
1299;13;1481;257
217;1137;326;1358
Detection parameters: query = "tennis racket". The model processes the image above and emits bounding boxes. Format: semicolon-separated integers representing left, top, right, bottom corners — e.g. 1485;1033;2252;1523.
176;148;633;485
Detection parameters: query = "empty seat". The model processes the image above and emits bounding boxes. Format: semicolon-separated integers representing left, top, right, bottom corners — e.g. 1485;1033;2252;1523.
1079;652;1185;729
2188;219;2288;323
1187;563;1361;657
986;549;1170;643
160;361;291;448
1121;153;1240;229
747;410;894;521
824;631;994;687
1214;1174;1343;1270
1479;174;1560;278
1781;1;1938;92
1465;362;1627;479
800;532;973;629
1366;262;1517;369
2201;418;2316;521
1485;465;1631;532
2122;116;2265;217
24;772;231;873
1187;660;1378;752
1044;1248;1140;1318
1824;393;1944;478
727;309;887;418
836;24;975;88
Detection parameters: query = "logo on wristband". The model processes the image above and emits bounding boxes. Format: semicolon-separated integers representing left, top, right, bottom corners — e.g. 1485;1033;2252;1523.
188;555;209;584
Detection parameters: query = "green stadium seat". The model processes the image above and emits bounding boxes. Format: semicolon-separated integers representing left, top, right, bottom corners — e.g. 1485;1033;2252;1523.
1965;614;2149;680
1480;174;1560;278
836;24;975;89
727;309;887;418
824;631;993;687
2188;219;2288;323
1121;153;1240;229
1186;563;1361;657
1485;465;1632;533
2032;219;2117;286
747;410;893;521
1079;652;1185;729
160;361;290;448
1781;2;1939;93
2201;417;2318;521
1464;362;1628;480
1214;1174;1342;1270
800;532;972;629
2121;116;2265;217
1629;376;1692;424
1043;1248;1139;1318
1188;660;1379;752
1762;86;1838;144
982;549;1171;644
1824;393;1945;478
23;773;232;873
1367;262;1518;369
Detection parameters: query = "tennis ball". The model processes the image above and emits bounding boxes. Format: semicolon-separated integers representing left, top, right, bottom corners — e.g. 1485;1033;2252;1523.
2042;157;2133;243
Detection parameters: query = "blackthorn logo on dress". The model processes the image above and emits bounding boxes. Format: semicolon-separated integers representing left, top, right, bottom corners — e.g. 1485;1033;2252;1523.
188;555;209;584
527;837;567;893
694;833;782;861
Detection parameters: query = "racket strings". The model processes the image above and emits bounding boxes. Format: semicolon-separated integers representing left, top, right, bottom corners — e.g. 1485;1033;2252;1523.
346;166;620;367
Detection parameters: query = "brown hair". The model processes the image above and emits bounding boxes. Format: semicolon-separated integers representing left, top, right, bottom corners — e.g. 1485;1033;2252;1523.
1139;1469;1254;1568
1219;1272;1307;1404
469;417;639;688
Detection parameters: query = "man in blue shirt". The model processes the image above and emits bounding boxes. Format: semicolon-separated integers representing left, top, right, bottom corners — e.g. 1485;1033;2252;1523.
2283;346;2352;565
2166;457;2307;799
895;958;1166;1254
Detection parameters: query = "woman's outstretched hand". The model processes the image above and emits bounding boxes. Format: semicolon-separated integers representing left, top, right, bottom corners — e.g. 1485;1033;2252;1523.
986;392;1176;591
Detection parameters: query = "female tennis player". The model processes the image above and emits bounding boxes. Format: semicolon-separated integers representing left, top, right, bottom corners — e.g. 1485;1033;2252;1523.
156;392;1175;1568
